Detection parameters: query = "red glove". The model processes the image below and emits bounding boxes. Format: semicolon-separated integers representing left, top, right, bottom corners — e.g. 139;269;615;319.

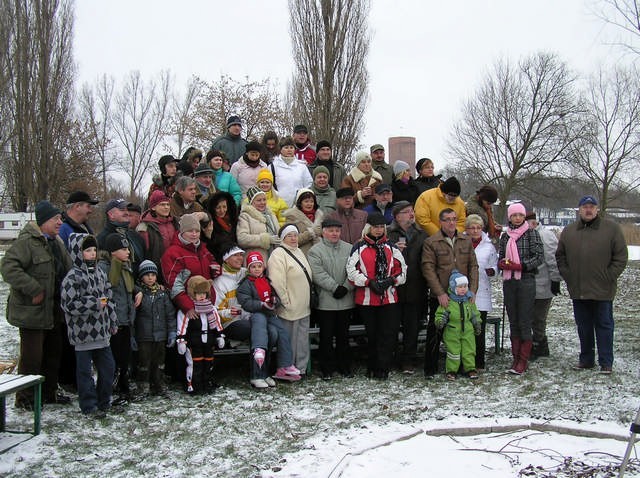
498;259;522;271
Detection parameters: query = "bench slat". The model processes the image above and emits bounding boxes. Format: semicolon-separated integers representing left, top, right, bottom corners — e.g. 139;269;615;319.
0;375;44;395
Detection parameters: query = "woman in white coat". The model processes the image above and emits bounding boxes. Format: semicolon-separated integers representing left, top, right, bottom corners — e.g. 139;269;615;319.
465;214;498;371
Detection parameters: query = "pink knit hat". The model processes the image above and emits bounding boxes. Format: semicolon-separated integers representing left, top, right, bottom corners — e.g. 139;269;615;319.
149;190;171;209
507;202;526;218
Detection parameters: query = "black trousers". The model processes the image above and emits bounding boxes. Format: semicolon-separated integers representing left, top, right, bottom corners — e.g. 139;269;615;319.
110;325;132;394
317;309;352;375
358;304;399;376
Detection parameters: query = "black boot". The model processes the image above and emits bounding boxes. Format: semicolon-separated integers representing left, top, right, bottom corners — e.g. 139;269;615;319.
537;337;550;357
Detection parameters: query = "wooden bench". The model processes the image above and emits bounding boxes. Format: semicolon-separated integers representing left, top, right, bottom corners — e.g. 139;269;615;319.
0;374;45;452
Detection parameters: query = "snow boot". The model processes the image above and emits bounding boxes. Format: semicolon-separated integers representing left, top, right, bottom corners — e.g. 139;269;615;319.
508;337;521;372
514;340;533;375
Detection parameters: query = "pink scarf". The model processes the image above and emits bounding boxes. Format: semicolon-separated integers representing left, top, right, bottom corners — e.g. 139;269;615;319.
503;222;529;281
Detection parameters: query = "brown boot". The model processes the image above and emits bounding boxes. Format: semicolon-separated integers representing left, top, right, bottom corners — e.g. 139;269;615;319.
514;340;533;375
508;337;521;372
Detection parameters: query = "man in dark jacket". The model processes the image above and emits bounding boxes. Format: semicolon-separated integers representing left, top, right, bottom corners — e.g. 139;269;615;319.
58;191;99;249
308;140;346;190
1;201;73;408
211;115;248;166
97;199;146;276
556;195;628;374
387;201;427;374
421;208;479;378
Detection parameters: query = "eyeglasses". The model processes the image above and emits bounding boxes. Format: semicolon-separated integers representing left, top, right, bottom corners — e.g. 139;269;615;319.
441;217;457;223
445;193;459;199
466;225;482;231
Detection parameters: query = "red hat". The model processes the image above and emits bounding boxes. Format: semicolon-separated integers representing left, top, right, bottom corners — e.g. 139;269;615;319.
246;251;264;266
149;190;171;209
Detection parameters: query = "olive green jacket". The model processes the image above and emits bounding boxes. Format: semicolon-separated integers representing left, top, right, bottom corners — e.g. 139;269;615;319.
1;222;71;329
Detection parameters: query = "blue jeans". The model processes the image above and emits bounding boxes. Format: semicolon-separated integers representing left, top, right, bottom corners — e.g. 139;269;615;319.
250;313;293;374
572;300;614;368
76;346;115;414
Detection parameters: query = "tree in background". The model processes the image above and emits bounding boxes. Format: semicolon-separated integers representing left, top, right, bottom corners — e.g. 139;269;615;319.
593;0;640;55
573;66;640;214
79;74;116;198
0;0;77;211
111;70;171;197
288;0;370;164
186;75;289;150
447;52;584;219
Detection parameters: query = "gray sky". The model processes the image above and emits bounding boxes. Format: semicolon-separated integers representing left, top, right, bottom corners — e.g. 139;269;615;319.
74;0;629;167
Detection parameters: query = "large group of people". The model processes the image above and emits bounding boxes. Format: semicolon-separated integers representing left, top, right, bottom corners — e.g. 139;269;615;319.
0;116;628;418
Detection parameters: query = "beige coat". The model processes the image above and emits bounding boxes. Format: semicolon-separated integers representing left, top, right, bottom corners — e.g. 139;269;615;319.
236;203;280;263
281;206;324;256
267;244;312;321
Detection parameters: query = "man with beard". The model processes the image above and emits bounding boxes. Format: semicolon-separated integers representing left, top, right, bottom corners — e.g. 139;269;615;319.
363;184;394;225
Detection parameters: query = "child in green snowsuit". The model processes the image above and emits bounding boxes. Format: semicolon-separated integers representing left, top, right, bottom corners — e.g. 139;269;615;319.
435;270;482;380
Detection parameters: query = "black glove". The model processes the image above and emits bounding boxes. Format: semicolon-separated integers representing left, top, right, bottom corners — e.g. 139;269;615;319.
551;281;561;296
369;280;384;295
379;277;395;289
333;285;349;299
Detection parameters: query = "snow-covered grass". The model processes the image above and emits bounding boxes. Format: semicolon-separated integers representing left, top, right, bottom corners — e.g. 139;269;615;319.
0;258;639;477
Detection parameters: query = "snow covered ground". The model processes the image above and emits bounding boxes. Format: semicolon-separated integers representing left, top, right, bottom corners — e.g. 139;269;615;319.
0;254;639;477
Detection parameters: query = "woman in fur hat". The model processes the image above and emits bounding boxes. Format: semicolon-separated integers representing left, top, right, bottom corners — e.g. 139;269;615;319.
340;150;383;208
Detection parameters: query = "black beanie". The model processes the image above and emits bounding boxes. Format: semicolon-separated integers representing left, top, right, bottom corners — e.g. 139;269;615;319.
367;212;387;226
440;177;461;196
316;140;331;151
35;200;62;226
81;235;98;251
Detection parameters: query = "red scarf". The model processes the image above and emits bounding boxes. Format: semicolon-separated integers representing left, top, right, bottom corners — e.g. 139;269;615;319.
471;237;481;249
216;215;231;232
249;275;274;303
303;210;316;222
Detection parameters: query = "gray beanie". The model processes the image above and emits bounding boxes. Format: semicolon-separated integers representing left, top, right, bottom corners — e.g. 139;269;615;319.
393;160;410;177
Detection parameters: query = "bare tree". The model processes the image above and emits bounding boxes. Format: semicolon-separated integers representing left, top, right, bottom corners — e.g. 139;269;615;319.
593;0;640;55
447;52;584;219
185;75;288;151
166;75;201;157
0;0;76;211
288;0;370;164
573;66;640;214
79;74;116;197
111;70;172;197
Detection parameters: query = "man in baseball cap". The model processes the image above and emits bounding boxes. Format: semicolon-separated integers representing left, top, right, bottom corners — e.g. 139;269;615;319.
369;144;393;185
59;191;100;248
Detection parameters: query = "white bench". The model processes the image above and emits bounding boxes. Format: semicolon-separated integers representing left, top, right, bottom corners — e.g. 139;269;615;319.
0;374;45;453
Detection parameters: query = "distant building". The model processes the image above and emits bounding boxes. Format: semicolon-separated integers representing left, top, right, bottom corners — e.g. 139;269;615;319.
0;212;35;240
388;137;416;170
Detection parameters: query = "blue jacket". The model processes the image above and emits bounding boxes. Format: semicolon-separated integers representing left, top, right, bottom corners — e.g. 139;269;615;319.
214;169;242;205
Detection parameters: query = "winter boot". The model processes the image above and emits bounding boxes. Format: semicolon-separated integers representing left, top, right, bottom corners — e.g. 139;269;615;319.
508;337;521;372
190;361;204;394
204;362;219;394
514;340;533;375
537;337;549;357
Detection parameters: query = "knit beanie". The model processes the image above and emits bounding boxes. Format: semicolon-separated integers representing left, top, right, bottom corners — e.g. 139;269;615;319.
81;235;98;251
313;165;330;179
295;188;317;210
138;259;158;278
354;150;371;167
104;233;129;253
415;157;432;172
246;186;266;204
179;213;201;233
227;115;242;128
507;202;526;219
316;140;331;151
279;223;299;240
246;251;264;266
256;169;274;184
393;160;410;177
148;190;171;209
440;177;461;196
35;200;62;226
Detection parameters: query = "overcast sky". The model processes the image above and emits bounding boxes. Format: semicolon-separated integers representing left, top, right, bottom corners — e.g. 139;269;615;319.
74;0;631;167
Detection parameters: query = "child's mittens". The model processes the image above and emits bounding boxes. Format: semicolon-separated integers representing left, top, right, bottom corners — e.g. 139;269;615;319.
435;310;450;330
130;335;138;352
216;334;226;349
471;316;482;336
166;331;177;348
177;340;187;355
